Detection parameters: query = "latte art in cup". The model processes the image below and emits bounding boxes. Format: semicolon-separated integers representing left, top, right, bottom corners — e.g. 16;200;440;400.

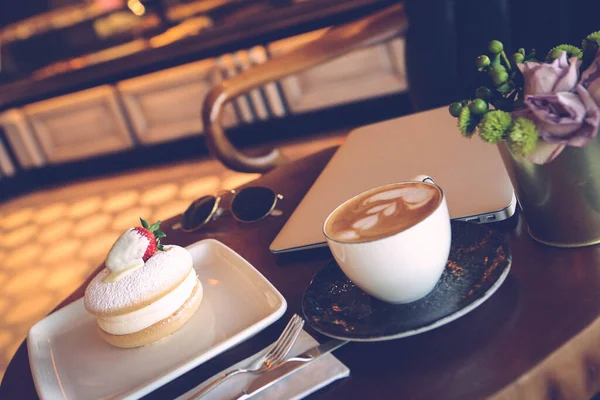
325;182;443;243
323;179;451;303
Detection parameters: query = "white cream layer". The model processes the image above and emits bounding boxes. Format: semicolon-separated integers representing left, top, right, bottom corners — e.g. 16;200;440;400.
97;268;197;335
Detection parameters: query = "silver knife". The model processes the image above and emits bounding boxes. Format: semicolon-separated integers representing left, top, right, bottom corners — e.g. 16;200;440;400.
233;339;349;400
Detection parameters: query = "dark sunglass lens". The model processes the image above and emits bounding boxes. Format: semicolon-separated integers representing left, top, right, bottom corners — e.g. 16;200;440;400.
231;187;276;222
181;196;217;230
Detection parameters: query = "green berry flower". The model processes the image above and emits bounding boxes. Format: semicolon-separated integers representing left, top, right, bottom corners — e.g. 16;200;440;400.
478;111;512;144
489;64;506;75
449;102;463;118
546;44;583;61
507;118;539;156
458;106;477;137
475;86;493;101
476;55;490;69
488;40;503;54
469;99;488;115
492;71;509;85
512;52;524;63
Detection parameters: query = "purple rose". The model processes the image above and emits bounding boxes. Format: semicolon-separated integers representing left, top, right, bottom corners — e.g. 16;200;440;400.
515;51;600;163
525;84;600;147
518;52;579;96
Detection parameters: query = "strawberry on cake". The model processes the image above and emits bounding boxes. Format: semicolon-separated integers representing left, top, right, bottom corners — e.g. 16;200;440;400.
84;218;203;348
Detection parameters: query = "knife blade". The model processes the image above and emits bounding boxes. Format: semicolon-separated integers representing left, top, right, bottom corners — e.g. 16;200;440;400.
234;339;348;400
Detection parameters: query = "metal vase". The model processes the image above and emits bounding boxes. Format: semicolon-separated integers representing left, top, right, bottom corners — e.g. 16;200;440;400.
497;133;600;247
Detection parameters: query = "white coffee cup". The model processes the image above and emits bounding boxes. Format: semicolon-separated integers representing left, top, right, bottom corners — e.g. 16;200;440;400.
323;176;451;304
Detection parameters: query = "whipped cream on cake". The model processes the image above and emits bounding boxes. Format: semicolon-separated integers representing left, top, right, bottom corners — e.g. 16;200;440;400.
84;218;203;348
104;228;150;280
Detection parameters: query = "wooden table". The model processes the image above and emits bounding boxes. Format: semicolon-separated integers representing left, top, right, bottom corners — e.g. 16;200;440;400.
2;146;600;399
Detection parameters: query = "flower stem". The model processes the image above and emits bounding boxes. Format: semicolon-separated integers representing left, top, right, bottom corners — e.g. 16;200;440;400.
500;51;512;71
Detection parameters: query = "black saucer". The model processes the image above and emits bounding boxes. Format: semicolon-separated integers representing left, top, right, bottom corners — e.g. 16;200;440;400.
302;220;512;341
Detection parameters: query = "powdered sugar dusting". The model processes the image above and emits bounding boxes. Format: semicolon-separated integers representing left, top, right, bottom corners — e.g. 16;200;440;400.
85;245;193;315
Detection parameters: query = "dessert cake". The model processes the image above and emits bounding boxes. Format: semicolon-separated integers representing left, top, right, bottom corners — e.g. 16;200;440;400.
84;219;202;348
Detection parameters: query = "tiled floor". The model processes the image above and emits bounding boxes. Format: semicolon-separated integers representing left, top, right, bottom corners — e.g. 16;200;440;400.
0;132;344;382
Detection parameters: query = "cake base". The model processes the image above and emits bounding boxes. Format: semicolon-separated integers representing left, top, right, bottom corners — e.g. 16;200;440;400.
98;280;203;348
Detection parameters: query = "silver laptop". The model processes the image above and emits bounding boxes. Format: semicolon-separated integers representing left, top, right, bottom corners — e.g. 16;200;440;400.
270;107;516;254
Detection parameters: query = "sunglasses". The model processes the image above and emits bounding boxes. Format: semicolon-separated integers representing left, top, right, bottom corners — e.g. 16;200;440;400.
180;186;283;232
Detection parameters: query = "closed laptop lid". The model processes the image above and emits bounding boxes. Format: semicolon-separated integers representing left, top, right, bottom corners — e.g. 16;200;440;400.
270;107;515;253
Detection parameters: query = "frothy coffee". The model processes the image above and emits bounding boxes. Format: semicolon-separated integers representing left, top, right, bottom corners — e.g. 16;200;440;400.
325;182;442;243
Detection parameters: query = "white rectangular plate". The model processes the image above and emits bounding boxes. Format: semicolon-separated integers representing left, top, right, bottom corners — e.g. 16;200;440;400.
27;239;287;400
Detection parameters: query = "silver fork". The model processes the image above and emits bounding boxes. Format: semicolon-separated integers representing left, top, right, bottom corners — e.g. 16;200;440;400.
191;314;305;399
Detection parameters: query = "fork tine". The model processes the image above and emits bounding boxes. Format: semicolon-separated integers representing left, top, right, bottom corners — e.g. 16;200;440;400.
264;318;302;368
267;316;304;364
265;315;301;360
273;319;304;360
264;314;300;359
